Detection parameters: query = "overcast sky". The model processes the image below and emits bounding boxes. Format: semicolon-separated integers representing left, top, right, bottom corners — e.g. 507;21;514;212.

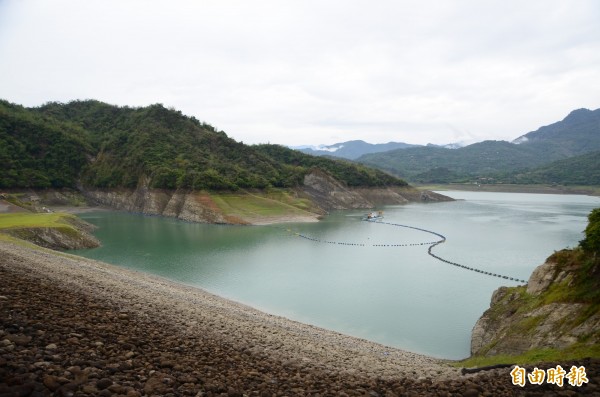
1;0;599;146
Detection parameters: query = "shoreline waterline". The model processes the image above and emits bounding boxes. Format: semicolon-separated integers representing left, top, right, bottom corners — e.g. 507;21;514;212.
0;240;462;380
70;191;600;360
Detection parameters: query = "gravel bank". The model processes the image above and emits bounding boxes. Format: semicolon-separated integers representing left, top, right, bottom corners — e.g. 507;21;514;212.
1;240;598;396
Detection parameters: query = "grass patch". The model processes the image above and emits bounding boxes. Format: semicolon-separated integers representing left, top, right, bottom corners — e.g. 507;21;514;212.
457;343;600;368
210;190;316;219
516;315;545;335
542;277;576;305
264;189;315;211
0;212;98;250
484;286;539;322
0;213;83;243
0;212;78;230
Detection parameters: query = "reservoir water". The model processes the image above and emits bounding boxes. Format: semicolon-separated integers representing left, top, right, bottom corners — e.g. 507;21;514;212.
74;191;600;359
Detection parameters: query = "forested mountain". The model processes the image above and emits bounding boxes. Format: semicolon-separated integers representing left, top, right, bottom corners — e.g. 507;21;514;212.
359;140;544;182
0;101;92;188
255;144;406;187
0;100;407;190
512;108;600;157
498;150;600;185
297;140;419;160
358;108;600;184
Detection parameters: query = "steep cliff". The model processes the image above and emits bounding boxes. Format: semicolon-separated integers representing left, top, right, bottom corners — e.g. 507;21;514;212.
301;169;450;210
81;171;450;224
82;187;241;224
1;213;100;250
471;242;600;359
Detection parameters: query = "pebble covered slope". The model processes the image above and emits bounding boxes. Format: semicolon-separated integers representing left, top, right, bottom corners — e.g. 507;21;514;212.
1;240;598;396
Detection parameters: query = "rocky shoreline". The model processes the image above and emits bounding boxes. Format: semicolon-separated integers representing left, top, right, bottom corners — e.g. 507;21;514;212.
1;241;598;396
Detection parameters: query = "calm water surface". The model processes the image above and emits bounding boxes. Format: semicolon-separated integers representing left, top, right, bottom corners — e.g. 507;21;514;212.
74;191;600;359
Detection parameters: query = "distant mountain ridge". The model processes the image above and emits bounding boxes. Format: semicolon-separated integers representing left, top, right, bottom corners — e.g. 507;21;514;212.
500;150;600;186
296;140;420;160
512;108;600;148
357;108;600;185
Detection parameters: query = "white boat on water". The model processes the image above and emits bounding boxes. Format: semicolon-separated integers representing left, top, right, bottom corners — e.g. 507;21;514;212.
363;211;384;221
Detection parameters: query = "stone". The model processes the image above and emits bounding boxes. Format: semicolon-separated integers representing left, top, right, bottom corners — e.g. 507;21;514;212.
160;359;175;368
108;383;124;393
144;373;175;395
96;378;113;390
527;261;558;295
6;334;32;346
43;374;61;391
462;388;480;397
33;361;51;368
98;389;112;397
82;385;98;394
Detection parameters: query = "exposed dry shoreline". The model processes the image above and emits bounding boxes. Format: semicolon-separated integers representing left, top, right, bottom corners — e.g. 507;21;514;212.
417;183;600;196
0;240;459;378
2;241;598;395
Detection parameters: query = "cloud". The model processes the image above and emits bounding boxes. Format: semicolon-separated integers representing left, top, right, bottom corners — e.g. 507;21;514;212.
1;0;599;146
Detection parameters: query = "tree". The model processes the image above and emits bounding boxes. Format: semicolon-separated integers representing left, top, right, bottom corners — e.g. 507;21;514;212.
580;208;600;255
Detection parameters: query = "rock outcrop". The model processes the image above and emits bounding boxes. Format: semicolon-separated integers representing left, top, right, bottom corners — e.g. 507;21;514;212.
301;170;373;210
5;216;100;250
471;250;600;357
82;188;246;224
300;170;451;211
81;171;451;224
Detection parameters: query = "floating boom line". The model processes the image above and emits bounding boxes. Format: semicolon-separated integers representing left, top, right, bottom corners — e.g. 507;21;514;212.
294;219;527;284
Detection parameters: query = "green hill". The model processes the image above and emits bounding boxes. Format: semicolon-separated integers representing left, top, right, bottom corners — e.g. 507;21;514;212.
254;144;406;187
499;150;600;185
358;108;600;184
359;140;544;182
513;108;600;157
0;99;407;190
0;101;92;188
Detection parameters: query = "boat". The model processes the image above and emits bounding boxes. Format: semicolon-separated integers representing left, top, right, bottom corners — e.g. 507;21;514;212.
363;210;384;221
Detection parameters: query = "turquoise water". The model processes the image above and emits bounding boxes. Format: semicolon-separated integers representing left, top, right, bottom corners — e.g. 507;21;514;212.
74;191;600;359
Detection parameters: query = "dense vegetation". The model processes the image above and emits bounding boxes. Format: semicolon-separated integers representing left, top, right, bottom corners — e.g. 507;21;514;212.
0;101;92;188
357;108;600;185
359;140;545;182
513;108;600;156
0;99;407;190
254;144;406;187
581;208;600;255
496;150;600;185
